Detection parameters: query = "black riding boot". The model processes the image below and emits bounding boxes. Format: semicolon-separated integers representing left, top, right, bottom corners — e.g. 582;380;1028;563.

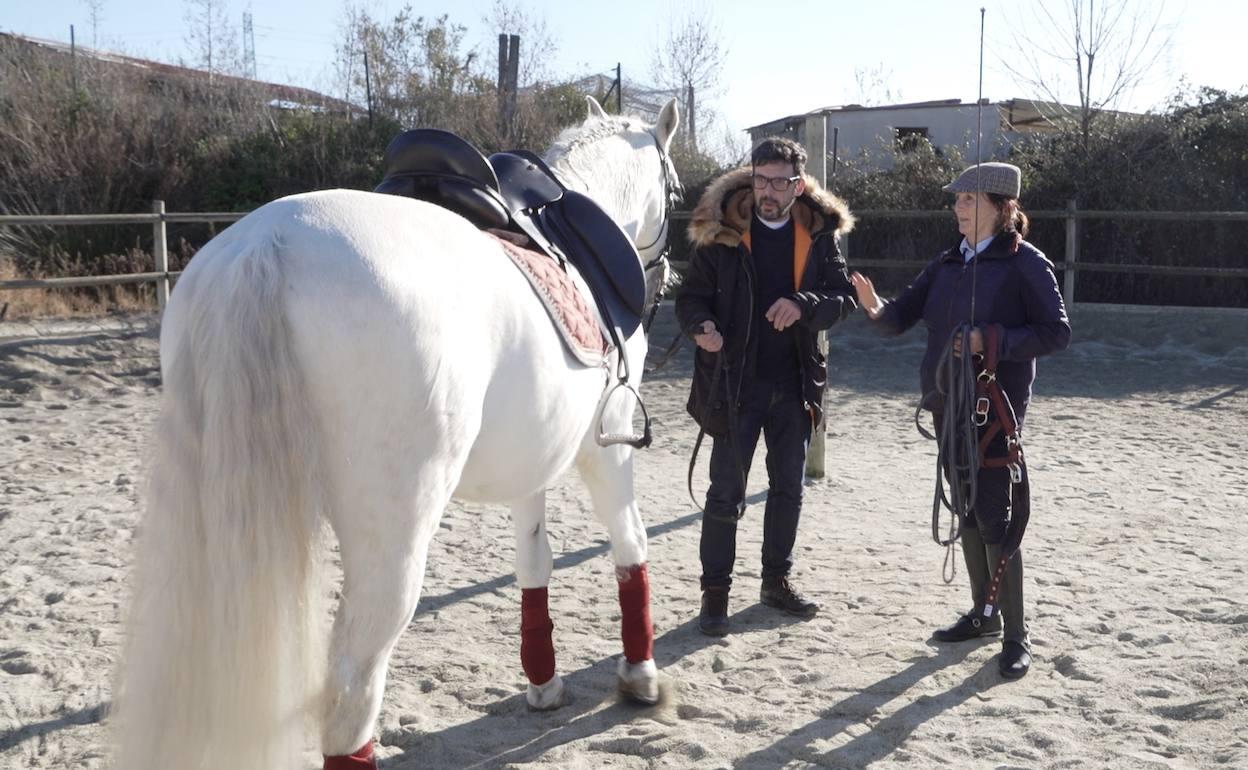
933;523;1002;642
987;544;1031;679
698;587;729;637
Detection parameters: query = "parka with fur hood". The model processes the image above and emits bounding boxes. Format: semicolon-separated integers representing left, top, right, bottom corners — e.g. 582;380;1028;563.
675;167;857;438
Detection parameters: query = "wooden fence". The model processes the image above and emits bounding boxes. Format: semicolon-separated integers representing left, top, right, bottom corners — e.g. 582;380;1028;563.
0;201;244;310
2;201;1246;311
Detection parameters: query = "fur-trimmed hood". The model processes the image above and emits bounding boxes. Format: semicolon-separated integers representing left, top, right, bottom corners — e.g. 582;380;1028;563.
687;166;856;248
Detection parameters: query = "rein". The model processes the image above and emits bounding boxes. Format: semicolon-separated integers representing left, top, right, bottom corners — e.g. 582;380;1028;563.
685;249;754;519
920;323;1030;590
685;350;748;521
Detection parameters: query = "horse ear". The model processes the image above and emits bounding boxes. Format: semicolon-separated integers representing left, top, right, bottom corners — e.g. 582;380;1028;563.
585;96;610;120
655;97;680;151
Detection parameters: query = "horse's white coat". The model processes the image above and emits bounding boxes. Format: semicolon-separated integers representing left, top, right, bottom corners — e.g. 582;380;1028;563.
113;98;679;769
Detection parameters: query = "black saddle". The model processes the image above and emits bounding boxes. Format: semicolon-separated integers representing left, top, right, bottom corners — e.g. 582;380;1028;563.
374;129;648;339
374;128;509;230
489;151;646;337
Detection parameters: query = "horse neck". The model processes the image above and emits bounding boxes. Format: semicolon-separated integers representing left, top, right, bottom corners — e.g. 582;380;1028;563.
548;137;651;240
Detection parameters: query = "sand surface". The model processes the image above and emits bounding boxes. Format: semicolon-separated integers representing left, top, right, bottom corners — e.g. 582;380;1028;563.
1;303;1245;769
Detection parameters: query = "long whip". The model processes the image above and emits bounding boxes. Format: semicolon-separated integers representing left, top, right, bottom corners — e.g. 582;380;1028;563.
971;6;986;323
929;7;990;584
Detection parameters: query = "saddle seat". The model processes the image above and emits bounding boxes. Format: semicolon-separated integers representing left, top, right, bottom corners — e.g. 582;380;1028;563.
374;128;648;338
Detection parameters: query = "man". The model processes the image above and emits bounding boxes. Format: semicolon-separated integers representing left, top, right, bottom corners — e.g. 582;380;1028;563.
676;137;856;636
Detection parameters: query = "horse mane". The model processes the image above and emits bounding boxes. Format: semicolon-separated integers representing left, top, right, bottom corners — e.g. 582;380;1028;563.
545;114;639;166
545;111;683;213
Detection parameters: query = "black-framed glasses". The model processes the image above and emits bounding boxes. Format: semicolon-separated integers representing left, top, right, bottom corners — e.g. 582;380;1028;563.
751;174;800;192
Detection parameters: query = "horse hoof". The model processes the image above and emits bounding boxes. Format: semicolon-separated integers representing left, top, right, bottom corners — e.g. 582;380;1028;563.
616;657;659;705
526;673;564;710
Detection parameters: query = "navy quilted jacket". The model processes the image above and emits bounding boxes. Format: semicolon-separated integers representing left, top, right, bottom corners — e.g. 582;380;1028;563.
875;231;1071;422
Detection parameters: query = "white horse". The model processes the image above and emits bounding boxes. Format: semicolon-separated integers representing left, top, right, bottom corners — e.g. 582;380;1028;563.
112;96;680;770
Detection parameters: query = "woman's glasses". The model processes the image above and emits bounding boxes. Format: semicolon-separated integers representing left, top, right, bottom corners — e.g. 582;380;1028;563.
751;174;801;192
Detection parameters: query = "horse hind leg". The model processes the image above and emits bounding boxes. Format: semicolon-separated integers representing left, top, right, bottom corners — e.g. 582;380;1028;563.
511;491;565;710
321;460;460;768
576;445;659;705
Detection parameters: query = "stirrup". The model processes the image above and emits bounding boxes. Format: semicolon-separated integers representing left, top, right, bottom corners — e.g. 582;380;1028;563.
594;380;652;448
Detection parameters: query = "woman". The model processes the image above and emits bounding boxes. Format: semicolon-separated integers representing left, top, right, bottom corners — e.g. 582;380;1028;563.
850;162;1070;680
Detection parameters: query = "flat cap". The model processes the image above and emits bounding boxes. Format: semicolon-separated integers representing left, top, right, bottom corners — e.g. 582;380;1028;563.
942;162;1021;198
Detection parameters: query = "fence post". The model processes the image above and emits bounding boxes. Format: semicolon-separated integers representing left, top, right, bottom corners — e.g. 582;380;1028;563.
1064;198;1078;307
804;115;829;479
153;200;169;311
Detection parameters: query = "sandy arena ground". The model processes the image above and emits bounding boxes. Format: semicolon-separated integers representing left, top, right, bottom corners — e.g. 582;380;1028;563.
1;301;1245;769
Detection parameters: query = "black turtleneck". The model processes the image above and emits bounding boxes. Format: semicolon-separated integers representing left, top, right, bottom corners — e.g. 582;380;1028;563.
750;215;800;388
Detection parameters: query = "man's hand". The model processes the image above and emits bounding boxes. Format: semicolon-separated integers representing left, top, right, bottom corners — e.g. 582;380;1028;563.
765;298;802;331
693;320;724;353
951;328;985;358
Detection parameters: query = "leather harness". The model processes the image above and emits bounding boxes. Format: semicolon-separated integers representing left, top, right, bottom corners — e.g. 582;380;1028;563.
973;324;1031;616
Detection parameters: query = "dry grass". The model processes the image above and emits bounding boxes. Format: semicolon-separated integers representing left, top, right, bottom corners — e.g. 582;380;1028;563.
0;258;158;320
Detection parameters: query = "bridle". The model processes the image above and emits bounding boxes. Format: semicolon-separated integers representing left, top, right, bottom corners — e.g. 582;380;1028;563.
639;130;683;333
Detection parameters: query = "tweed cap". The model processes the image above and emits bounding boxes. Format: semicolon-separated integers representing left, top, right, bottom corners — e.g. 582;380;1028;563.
943;162;1021;198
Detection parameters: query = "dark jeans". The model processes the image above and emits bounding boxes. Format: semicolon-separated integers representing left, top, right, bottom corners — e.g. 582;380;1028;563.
700;381;812;589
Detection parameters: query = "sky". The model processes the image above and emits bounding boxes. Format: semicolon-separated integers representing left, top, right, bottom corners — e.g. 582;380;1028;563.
3;0;1244;157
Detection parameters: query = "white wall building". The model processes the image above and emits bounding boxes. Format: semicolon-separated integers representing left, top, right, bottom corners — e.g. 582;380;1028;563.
746;98;1071;173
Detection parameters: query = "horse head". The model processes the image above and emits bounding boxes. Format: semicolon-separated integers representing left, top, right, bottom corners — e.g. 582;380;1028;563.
545;96;682;324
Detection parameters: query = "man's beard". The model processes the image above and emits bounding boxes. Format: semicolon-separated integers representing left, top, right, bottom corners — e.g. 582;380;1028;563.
757;196;794;222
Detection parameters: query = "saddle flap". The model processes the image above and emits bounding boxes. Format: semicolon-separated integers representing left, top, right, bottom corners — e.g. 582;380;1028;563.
490;151;564;213
539;190;646;337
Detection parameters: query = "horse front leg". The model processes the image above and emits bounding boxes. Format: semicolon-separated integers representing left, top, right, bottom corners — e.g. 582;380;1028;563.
511;490;564;709
577;445;658;705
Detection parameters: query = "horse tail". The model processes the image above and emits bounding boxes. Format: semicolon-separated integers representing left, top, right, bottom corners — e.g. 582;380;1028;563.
113;231;328;770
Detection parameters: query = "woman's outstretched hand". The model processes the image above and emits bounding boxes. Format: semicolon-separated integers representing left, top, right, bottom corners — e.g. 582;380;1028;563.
850;272;883;319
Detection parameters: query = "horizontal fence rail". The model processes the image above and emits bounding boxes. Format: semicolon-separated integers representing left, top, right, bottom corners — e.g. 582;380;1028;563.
3;201;1246;309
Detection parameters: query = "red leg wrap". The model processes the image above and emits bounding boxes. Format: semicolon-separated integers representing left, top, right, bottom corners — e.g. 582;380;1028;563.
520;586;556;685
617;562;653;663
324;740;376;770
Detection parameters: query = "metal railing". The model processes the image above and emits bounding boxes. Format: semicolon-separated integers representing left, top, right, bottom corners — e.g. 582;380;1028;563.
3;200;1246;310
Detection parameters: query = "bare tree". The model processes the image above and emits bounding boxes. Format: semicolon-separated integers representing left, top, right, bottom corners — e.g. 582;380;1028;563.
1003;0;1173;148
182;0;242;81
650;3;726;154
849;62;902;106
333;6;495;143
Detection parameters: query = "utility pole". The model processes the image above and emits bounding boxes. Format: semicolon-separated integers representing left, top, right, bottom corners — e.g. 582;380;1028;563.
363;50;373;125
70;25;77;93
497;34;519;142
804;114;829;479
242;12;257;80
615;62;622;113
686;83;696;152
